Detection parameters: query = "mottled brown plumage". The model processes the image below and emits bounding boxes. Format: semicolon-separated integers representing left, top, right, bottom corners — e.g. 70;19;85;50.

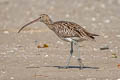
18;14;99;69
50;21;99;41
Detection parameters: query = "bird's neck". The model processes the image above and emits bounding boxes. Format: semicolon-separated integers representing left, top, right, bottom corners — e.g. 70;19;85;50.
43;19;54;29
43;18;53;25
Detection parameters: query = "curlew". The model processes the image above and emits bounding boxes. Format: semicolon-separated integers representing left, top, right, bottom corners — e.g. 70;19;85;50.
18;14;99;69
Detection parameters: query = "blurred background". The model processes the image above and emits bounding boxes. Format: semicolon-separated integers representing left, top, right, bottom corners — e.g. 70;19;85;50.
0;0;120;80
0;0;120;32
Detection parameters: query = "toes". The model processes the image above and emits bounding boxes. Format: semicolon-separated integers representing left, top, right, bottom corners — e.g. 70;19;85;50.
77;58;84;69
77;58;82;63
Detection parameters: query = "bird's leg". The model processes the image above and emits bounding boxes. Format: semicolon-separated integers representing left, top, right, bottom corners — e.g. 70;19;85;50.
59;41;73;69
66;41;73;67
76;44;84;69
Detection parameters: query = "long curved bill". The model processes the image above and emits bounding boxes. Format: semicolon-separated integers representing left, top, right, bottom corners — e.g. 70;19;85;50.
18;17;41;33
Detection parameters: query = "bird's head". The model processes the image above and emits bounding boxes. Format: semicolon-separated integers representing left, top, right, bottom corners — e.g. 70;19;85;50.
18;14;52;33
39;14;51;23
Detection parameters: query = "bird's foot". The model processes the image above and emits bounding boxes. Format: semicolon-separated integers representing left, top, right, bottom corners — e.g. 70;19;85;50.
77;58;84;70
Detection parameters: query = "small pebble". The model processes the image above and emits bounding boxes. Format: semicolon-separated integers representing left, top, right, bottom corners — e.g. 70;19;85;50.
93;48;98;51
72;56;76;58
92;17;96;21
116;35;120;38
3;31;9;34
104;35;108;38
110;49;113;52
117;78;120;80
57;41;63;44
37;45;41;48
37;44;48;48
3;71;6;73
1;71;6;74
43;44;48;48
45;55;48;58
83;26;86;28
104;19;110;23
65;14;70;18
10;77;14;79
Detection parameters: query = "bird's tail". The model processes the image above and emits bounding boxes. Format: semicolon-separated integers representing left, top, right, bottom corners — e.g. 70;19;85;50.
87;32;99;39
91;33;99;36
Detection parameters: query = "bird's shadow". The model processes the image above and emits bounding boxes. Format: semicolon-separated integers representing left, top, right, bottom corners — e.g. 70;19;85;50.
43;65;99;69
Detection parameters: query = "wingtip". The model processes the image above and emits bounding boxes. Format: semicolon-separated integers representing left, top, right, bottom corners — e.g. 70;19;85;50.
92;34;99;36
